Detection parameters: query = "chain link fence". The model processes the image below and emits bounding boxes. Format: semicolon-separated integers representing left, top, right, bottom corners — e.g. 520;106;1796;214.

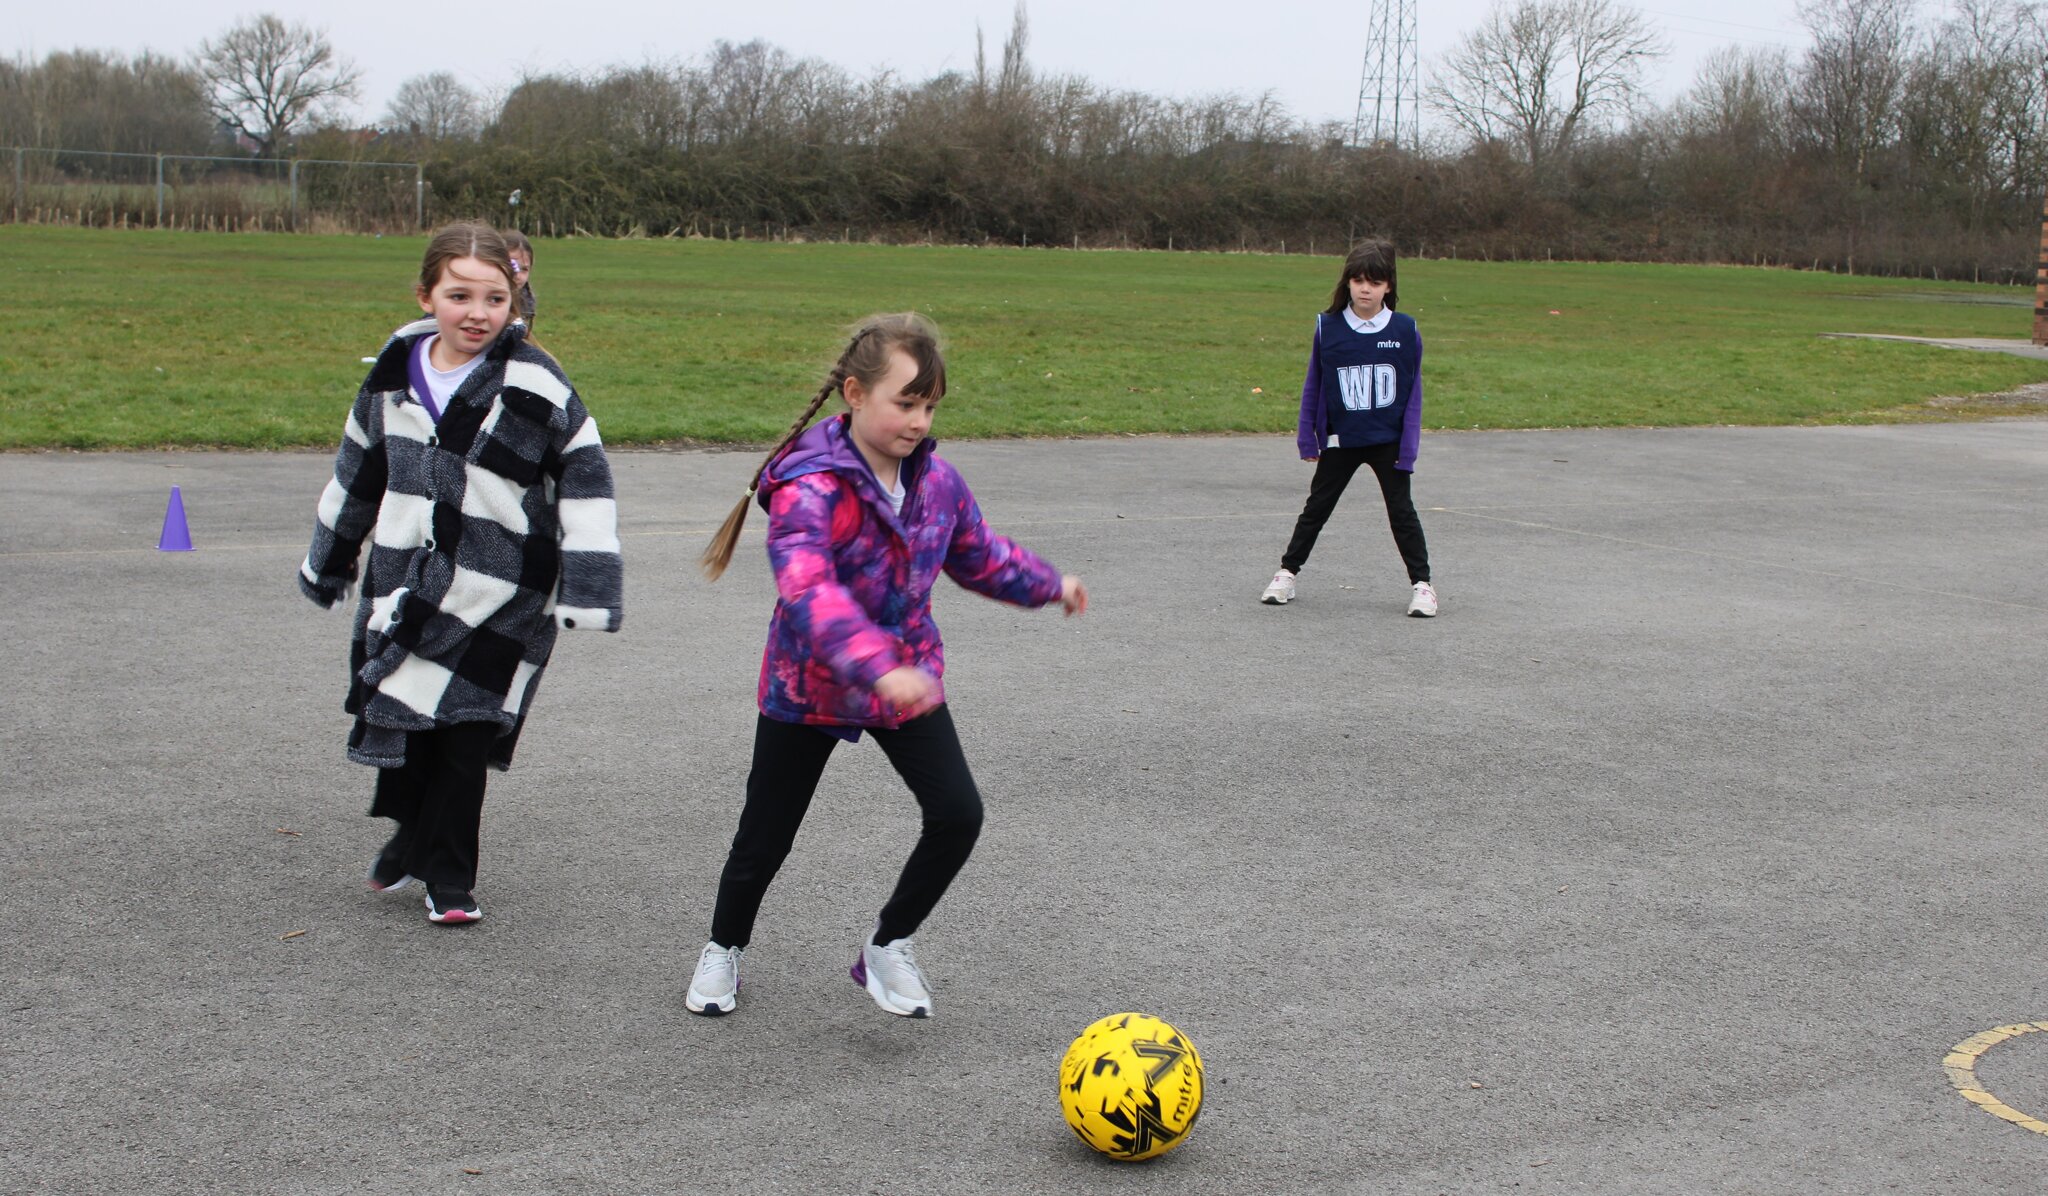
4;148;423;233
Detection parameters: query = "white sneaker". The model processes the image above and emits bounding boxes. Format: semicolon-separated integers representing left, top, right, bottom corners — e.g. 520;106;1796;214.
1260;569;1297;605
1408;581;1438;617
686;942;742;1016
852;936;933;1018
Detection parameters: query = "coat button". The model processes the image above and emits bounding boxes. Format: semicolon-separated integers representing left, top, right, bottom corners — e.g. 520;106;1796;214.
427;435;438;447
423;539;435;551
563;617;577;629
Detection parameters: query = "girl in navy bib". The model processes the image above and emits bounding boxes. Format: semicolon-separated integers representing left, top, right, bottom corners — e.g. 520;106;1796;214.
1260;240;1436;616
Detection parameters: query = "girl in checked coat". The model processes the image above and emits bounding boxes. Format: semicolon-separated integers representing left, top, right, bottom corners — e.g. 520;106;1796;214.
298;222;623;926
686;312;1086;1020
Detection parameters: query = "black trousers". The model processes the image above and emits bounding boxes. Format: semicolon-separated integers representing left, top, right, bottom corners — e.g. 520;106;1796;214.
710;706;984;950
369;722;497;891
1280;442;1431;582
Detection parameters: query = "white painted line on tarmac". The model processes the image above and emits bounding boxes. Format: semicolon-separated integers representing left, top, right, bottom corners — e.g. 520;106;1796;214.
1432;507;2048;614
1430;483;2048;513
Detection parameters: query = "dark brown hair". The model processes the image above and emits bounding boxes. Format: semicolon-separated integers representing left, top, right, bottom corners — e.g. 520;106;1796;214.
501;229;534;260
417;221;519;298
1325;239;1398;314
700;312;947;580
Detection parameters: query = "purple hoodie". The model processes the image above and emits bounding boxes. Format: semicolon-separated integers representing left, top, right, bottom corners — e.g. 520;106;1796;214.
755;414;1064;729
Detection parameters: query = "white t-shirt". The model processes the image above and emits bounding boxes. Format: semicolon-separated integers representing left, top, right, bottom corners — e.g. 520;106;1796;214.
883;472;906;516
415;335;487;419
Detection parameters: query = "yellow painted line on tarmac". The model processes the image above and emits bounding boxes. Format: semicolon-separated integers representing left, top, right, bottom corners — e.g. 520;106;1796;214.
1945;1022;2048;1136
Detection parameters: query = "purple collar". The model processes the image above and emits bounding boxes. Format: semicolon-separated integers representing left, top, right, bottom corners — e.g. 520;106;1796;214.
407;338;444;424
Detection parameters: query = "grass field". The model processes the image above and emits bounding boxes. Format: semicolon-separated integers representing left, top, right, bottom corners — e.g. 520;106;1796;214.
3;225;2045;449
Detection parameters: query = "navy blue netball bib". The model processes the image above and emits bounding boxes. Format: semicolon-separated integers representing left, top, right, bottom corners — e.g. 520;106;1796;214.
1319;310;1419;449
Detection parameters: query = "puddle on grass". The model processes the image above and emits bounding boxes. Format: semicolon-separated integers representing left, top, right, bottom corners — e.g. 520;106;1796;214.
1842;290;2030;307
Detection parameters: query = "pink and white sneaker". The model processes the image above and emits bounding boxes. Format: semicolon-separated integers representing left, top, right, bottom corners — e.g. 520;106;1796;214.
1407;581;1438;617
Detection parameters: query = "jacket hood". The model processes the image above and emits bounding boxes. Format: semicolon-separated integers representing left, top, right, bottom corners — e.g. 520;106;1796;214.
759;413;935;509
364;317;532;396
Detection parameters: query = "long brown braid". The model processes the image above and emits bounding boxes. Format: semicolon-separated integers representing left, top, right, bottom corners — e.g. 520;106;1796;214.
699;313;946;580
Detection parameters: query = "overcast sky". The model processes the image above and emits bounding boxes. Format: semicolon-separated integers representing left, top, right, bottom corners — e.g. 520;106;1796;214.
15;1;1816;131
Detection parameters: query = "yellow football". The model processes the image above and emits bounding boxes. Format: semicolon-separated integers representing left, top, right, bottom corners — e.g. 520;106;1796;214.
1058;1013;1204;1161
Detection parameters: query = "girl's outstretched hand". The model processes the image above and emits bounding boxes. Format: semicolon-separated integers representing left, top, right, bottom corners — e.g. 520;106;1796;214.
875;666;941;718
1060;576;1088;616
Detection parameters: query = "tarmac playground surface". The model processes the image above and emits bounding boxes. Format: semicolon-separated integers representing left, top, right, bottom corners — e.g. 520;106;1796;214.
3;420;2047;1194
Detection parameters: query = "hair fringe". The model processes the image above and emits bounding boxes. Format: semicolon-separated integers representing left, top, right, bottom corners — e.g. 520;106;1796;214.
1326;238;1399;314
699;375;843;580
419;221;519;299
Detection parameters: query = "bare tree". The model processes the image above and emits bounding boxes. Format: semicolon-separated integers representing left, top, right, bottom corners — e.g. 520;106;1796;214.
494;72;619;148
1673;46;1790;147
0;49;212;154
701;40;797;145
973;3;1033;102
384;72;480;142
1428;0;1663;174
1790;0;1913;185
600;64;687;151
1896;0;2045;218
195;14;361;156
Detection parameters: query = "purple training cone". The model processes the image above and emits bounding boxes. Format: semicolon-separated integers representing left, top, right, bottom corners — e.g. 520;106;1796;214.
157;486;194;552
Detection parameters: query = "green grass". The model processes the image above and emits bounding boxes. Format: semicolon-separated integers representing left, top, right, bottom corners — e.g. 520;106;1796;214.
3;225;2045;449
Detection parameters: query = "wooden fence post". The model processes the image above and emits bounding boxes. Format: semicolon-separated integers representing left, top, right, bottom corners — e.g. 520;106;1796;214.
2034;186;2048;345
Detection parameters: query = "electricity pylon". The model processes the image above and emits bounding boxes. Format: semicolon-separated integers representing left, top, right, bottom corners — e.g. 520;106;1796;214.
1353;0;1420;151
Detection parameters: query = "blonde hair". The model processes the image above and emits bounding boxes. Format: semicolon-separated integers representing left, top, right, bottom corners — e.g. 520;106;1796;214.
700;312;947;580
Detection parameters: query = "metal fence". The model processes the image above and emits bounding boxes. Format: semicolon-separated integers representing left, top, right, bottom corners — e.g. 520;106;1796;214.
5;148;423;233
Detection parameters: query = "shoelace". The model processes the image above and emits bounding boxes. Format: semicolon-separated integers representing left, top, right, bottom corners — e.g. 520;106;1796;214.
701;944;740;983
883;940;926;987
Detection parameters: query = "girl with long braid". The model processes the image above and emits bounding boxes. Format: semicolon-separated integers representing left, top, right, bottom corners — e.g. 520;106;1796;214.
687;313;1087;1019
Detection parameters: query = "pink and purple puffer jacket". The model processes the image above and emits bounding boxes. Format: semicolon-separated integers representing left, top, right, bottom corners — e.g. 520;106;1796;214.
756;414;1064;729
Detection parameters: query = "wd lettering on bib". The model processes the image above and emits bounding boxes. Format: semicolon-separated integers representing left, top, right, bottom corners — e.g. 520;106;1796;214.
1337;363;1399;411
1319;311;1420;449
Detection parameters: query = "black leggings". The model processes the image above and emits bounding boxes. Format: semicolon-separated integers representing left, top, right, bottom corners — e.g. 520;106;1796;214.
369;722;497;891
710;706;984;949
1281;442;1430;582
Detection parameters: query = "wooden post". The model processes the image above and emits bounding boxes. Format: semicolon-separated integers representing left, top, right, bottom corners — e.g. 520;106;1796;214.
156;154;164;228
2034;186;2048;345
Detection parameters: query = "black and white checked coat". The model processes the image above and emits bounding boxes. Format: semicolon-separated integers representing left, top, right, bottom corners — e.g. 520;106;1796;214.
299;319;623;769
